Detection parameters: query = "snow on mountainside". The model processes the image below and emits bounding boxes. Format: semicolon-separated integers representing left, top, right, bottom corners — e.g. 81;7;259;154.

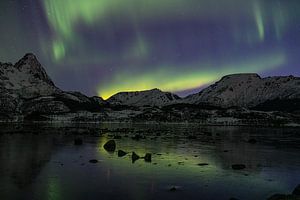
1;53;300;123
0;53;103;117
107;88;181;107
184;73;300;108
0;53;60;99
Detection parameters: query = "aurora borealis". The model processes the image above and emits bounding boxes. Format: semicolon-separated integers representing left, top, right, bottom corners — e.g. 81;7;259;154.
0;1;300;99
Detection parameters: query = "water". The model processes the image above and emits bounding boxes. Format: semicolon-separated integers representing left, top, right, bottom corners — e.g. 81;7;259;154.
0;123;299;200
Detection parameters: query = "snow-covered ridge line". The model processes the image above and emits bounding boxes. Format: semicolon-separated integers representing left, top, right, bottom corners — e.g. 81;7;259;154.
107;88;181;107
0;53;106;118
1;53;300;124
183;73;300;108
106;73;300;108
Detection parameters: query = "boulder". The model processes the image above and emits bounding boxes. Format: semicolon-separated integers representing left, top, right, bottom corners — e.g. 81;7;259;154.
103;140;116;152
144;153;152;162
197;163;209;166
118;150;127;157
89;159;98;163
132;152;140;163
232;164;246;170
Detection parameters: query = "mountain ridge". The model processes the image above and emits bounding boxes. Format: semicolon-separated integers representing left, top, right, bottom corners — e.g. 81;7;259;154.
107;88;181;107
183;73;300;108
0;53;104;119
1;53;300;124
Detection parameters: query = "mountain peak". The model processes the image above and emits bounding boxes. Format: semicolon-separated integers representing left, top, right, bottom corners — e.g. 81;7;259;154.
16;53;39;67
14;53;55;86
220;73;261;81
15;53;41;69
15;53;39;66
23;53;37;59
150;88;161;92
184;73;300;108
108;88;181;107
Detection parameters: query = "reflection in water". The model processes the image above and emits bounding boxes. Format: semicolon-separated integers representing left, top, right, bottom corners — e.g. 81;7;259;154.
0;123;299;200
0;134;53;197
47;177;61;200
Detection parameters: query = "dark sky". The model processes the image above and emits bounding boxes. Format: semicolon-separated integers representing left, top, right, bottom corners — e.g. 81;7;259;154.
1;0;300;99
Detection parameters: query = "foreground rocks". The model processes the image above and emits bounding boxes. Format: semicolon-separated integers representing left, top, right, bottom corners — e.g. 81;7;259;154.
103;140;116;152
169;186;181;192
118;150;127;157
89;159;98;163
144;153;152;162
197;163;209;166
232;164;246;170
132;152;140;163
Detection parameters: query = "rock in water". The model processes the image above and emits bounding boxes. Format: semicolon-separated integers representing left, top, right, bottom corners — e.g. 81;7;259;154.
118;150;127;157
232;164;246;170
169;186;181;192
103;140;116;152
247;138;257;144
89;159;98;163
197;163;209;166
293;184;300;195
74;138;83;145
144;153;152;162
132;152;140;163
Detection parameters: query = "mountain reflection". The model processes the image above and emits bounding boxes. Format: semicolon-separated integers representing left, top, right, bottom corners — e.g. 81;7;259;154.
0;123;299;200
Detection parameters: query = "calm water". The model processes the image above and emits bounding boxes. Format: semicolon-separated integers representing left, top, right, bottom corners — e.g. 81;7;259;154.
0;123;300;200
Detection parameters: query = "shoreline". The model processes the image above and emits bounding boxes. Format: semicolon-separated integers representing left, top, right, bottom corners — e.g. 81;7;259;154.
1;120;299;128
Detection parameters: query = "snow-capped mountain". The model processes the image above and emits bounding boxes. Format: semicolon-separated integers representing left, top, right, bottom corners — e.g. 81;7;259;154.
1;54;300;123
107;88;181;107
0;53;103;118
0;53;59;98
184;73;300;108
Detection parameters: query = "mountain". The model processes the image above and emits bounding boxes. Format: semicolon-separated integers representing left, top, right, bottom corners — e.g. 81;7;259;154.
1;54;300;125
0;53;59;98
184;73;300;109
0;53;103;120
107;88;181;107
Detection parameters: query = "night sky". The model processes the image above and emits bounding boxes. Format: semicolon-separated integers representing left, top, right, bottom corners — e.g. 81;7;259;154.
0;0;300;99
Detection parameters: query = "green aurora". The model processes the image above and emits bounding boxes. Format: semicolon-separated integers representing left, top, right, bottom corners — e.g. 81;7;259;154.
0;0;299;98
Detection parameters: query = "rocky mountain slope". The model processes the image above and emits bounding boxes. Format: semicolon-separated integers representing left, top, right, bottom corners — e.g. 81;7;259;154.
184;73;300;109
107;88;181;107
0;53;104;120
107;74;300;110
1;53;300;124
